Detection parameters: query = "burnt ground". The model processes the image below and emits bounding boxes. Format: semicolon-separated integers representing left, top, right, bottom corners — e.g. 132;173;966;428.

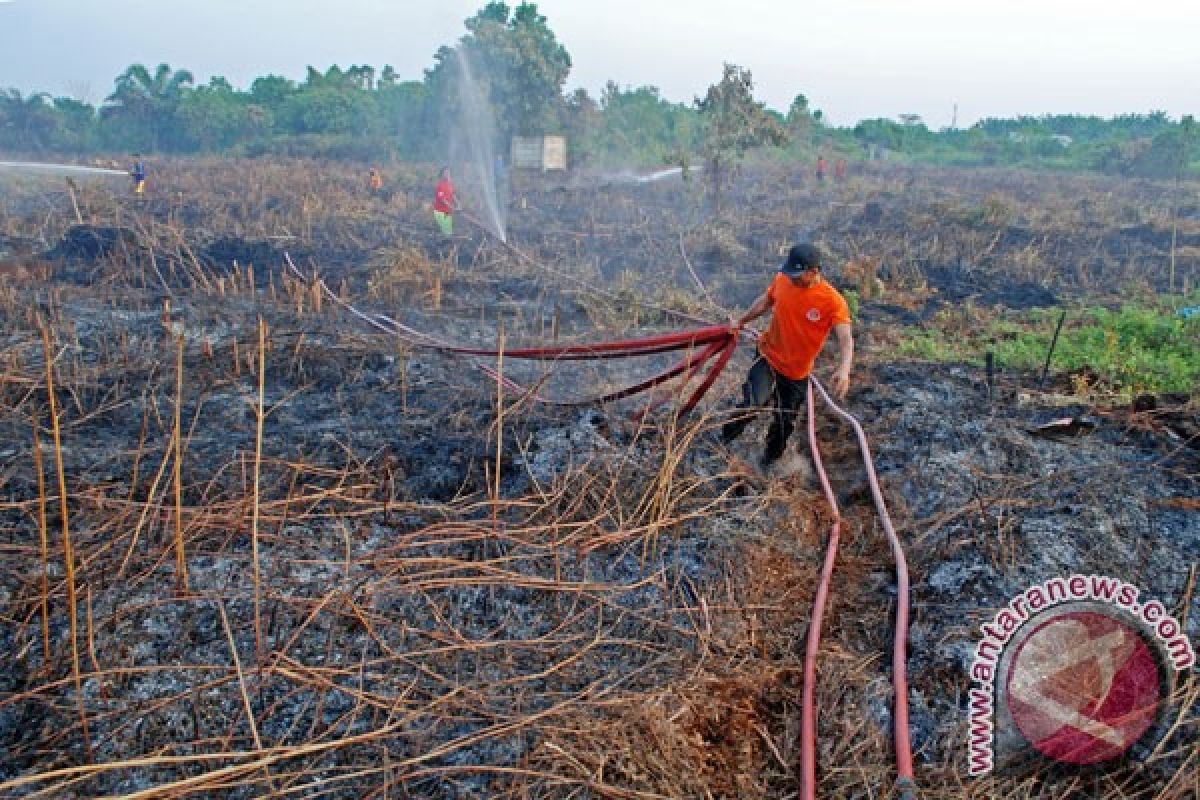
0;159;1196;798
855;362;1198;767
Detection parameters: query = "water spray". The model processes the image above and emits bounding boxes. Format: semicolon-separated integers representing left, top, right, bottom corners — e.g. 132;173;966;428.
450;48;507;243
0;161;128;178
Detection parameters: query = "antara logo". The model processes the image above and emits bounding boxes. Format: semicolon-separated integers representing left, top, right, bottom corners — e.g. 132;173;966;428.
968;575;1193;777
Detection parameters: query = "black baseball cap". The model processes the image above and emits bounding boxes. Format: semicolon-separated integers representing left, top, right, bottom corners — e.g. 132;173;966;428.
780;243;822;276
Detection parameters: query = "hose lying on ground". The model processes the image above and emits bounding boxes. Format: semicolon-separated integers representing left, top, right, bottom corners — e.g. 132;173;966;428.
284;252;916;795
803;377;917;800
285;253;738;416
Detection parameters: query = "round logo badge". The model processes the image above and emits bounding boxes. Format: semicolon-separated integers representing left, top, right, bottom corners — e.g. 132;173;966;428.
806;308;822;322
996;603;1170;768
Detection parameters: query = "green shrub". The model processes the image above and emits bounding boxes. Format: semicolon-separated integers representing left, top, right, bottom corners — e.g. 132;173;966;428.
843;288;860;319
895;295;1200;394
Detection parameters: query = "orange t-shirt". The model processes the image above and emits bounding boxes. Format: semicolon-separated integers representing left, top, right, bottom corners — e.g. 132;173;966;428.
758;274;852;380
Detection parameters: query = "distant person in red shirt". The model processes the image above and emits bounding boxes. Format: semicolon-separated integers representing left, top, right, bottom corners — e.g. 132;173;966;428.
722;243;854;468
834;158;848;181
815;156;828;185
433;166;457;236
369;166;384;193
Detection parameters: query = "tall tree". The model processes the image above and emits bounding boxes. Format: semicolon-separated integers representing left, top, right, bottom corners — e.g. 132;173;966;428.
376;80;431;158
104;63;195;150
177;77;270;151
0;90;60;153
1138;114;1198;178
51;96;99;151
588;82;698;167
249;75;298;114
696;63;786;214
563;87;601;164
346;65;376;91
425;2;571;148
786;93;815;145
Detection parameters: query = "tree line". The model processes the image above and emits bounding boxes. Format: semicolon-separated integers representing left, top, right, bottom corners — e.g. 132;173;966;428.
1;1;1195;180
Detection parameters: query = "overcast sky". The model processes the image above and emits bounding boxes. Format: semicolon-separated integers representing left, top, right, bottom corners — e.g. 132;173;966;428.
0;0;1196;129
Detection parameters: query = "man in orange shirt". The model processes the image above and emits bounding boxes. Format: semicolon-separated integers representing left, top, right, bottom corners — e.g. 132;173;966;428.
721;243;854;467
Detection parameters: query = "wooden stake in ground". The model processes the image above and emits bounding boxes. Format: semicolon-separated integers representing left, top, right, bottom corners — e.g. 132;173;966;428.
1039;310;1067;388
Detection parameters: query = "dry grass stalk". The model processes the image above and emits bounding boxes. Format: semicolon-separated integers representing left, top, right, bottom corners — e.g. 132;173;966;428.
38;320;92;760
0;158;1194;799
116;415;176;579
31;415;52;670
218;600;274;789
252;317;267;666
173;333;190;594
494;319;505;535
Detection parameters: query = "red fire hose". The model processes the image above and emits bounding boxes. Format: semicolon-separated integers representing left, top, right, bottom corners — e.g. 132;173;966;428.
284;254;916;795
803;377;917;800
285;254;739;415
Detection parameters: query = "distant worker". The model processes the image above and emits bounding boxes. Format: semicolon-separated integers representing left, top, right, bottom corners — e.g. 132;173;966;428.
815;156;827;185
369;166;384;193
130;155;147;195
721;243;854;469
433;166;457;236
834;158;848;182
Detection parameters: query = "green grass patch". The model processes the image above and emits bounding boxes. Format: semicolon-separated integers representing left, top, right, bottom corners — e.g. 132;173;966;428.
894;294;1200;395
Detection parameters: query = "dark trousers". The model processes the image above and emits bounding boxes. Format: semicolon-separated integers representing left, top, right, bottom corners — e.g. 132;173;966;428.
720;354;809;464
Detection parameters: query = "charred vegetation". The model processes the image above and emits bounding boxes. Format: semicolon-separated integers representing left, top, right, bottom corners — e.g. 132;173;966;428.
0;157;1196;798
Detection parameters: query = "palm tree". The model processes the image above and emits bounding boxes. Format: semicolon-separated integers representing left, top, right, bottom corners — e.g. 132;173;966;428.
105;63;194;150
347;64;375;91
